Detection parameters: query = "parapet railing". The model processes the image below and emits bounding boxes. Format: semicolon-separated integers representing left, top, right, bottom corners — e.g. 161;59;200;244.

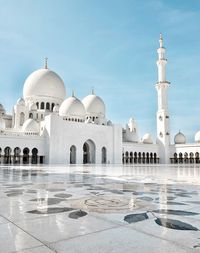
0;129;39;137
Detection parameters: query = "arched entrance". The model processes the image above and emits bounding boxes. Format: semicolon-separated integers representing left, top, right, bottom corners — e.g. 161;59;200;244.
23;148;30;164
70;145;76;164
195;152;199;163
125;151;129;163
146;153;149;164
101;147;107;164
4;147;11;164
83;140;95;164
31;148;38;164
13;147;21;164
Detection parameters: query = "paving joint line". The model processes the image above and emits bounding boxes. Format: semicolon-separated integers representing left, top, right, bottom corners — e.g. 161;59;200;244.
0;213;57;253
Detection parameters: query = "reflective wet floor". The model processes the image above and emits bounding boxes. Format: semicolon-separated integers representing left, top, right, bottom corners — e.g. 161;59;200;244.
0;165;200;252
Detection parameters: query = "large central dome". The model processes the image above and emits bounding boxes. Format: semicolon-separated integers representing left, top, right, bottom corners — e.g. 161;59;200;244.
23;68;66;102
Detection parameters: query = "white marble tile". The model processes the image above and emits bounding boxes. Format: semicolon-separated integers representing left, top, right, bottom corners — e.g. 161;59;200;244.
88;204;160;226
51;226;192;253
126;214;200;250
0;222;41;253
15;213;118;243
0;216;9;224
0;201;47;222
1;165;200;252
15;245;54;253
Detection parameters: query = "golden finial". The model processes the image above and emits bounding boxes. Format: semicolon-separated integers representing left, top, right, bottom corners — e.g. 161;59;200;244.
45;57;48;69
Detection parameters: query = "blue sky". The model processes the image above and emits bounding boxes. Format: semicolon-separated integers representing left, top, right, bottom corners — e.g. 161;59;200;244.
0;0;200;142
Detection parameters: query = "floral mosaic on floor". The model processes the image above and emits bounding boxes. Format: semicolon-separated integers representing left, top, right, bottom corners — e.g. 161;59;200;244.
0;165;200;252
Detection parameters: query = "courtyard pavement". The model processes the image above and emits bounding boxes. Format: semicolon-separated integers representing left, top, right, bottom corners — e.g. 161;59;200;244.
0;164;200;252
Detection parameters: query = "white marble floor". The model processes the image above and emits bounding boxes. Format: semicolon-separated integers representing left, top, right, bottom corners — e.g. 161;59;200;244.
0;164;200;252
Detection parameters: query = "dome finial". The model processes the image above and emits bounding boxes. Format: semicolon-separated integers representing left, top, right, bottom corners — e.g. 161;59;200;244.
91;87;95;95
44;57;48;69
72;90;75;97
159;33;163;48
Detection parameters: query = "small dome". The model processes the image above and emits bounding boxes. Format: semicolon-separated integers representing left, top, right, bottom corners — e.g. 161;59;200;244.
0;118;5;129
174;131;186;144
17;97;25;106
23;68;66;102
59;96;85;118
82;94;105;117
53;105;59;113
142;133;153;144
22;119;39;132
195;131;200;143
29;102;37;111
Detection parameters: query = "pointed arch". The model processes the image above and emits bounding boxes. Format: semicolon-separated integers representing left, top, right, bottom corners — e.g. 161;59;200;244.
130;152;133;164
189;152;194;163
70;145;76;164
184;152;188;164
153;153;157;164
46;102;50;110
23;148;30;164
138;152;141;163
83;139;96;164
4;147;11;164
174;153;178;164
20;112;25;126
195;152;199;163
122;152;125;164
101;147;107;164
134;152;137;163
32;148;38;164
142;152;145;163
146;153;149;164
150;152;153;164
14;147;21;164
125;151;129;164
29;113;33;119
179;152;183;163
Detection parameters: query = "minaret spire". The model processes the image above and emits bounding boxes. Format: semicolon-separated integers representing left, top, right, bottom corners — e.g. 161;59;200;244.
157;33;168;83
155;34;170;163
159;33;163;48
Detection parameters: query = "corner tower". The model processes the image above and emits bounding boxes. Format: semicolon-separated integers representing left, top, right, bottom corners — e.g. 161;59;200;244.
155;34;170;163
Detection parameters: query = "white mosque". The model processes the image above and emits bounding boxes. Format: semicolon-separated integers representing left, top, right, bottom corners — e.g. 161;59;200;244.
0;34;200;165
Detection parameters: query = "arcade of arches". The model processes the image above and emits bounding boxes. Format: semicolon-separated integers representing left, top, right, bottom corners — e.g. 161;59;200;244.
123;151;159;164
0;147;44;164
171;152;200;164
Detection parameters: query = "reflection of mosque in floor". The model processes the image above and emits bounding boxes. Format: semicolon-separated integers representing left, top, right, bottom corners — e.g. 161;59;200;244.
0;34;200;165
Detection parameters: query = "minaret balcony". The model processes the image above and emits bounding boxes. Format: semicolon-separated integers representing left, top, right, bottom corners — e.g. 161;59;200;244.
155;81;170;89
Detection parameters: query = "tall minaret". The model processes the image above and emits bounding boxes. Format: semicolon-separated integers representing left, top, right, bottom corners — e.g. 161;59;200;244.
155;34;170;163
